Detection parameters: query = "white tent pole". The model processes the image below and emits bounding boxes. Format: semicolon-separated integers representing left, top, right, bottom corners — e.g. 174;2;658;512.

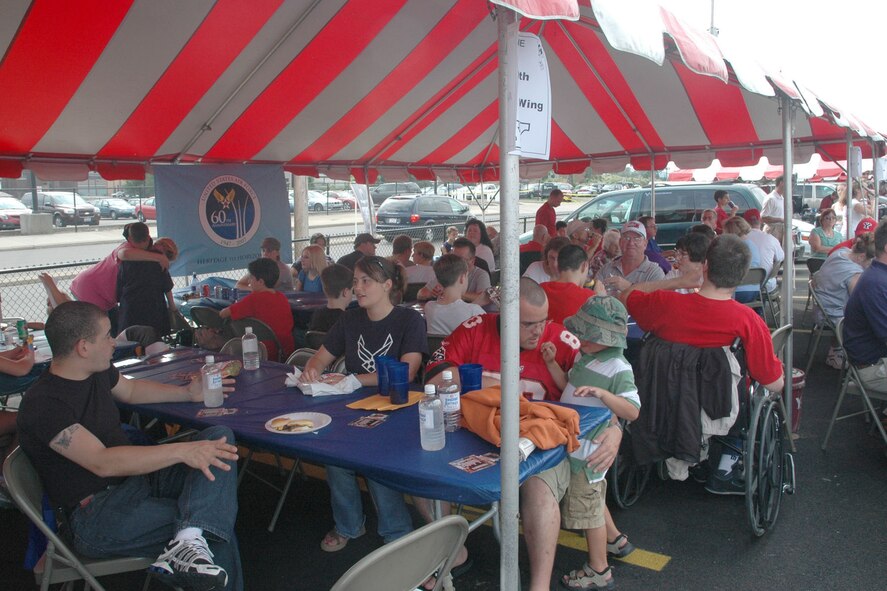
650;155;656;216
780;96;794;433
496;7;521;590
293;175;309;259
872;140;880;208
846;131;853;240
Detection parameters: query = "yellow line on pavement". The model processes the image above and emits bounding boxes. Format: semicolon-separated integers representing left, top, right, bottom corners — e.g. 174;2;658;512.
459;507;671;572
269;463;673;572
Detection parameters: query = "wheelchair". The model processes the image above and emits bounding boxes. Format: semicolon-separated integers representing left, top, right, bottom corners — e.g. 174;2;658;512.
608;328;795;537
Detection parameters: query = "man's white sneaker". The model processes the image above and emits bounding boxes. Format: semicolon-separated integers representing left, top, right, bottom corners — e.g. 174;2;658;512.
149;535;228;591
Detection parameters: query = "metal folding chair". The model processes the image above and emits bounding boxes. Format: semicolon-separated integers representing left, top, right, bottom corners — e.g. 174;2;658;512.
229;318;283;362
801;258;825;325
738;267;767;316
331;515;469;591
3;448;159;591
219;338;268;361
822;318;887;450
803;281;839;377
761;260;783;326
305;330;327;350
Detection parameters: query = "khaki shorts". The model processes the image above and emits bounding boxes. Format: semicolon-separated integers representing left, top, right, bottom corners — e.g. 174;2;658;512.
561;470;606;530
525;458;571;502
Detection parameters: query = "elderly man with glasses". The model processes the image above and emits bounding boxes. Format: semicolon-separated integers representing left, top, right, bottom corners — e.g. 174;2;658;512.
596;220;665;295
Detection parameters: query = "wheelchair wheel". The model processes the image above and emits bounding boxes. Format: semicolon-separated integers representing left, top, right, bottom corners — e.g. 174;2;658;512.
744;392;785;537
608;421;652;508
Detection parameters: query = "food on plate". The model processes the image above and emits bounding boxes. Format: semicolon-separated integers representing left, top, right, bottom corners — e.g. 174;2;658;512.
270;417;315;432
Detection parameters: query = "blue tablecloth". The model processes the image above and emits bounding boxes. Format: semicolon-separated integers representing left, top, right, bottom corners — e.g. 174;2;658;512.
119;351;610;505
177;290;330;329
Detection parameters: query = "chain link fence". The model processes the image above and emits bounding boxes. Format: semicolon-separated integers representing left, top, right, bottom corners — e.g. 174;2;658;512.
1;216;535;323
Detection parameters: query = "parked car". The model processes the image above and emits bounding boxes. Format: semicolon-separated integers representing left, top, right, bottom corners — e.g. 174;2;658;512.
134;197;156;222
329;190;357;210
91;197;136;220
287;190;345;212
793;183;837;211
421;182;465;197
0;196;30;230
369;182;421;205
20;191;99;227
521;181;572;201
375;195;471;241
523;182;806;257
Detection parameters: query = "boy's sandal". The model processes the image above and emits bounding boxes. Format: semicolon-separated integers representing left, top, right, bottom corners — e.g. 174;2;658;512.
606;534;635;558
561;564;614;590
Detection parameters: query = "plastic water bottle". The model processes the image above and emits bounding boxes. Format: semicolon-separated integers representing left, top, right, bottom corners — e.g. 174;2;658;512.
438;370;461;432
419;385;445;451
191;272;199;288
202;355;224;408
242;327;261;371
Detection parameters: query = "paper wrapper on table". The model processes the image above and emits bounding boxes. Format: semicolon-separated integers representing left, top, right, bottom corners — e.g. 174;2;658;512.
285;369;362;396
518;437;536;462
459;386;581;452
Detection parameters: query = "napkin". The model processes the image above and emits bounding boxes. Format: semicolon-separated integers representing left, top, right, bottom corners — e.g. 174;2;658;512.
346;391;424;411
285;368;362;396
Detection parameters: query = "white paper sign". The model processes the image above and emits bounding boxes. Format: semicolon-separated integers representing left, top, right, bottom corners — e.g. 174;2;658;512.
350;183;375;233
511;33;551;160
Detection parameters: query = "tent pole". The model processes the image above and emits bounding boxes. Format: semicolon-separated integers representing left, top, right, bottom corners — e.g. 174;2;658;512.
650;155;656;216
496;7;520;590
872;140;880;207
292;175;309;260
780;96;794;435
846;131;853;240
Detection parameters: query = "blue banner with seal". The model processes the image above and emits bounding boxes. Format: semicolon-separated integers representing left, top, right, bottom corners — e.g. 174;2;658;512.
154;165;290;276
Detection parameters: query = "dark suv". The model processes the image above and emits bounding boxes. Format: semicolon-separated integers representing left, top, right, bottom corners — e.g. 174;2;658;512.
552;183;803;253
20;191;99;227
370;182;421;205
375;195;470;241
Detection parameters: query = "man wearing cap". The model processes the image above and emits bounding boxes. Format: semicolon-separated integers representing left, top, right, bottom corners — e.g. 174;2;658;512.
235;237;294;291
744;209;784;293
596;220;665;294
841;219;887;392
536;189;564;237
428;278;624;591
337;233;381;271
828;217;877;256
761;176;786;243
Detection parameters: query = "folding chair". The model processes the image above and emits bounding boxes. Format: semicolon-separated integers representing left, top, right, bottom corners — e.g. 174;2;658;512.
3;448;158;591
285;348;317;369
189;305;226;329
404;282;425;302
770;324;797;452
219;338;268;361
803;282;839;377
821;319;887;450
801;258;825;325
331;515;469;591
761;260;783;326
229;318;283;362
738;267;767;316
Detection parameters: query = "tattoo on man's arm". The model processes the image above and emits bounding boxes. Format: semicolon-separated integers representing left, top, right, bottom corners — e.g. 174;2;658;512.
53;424;81;450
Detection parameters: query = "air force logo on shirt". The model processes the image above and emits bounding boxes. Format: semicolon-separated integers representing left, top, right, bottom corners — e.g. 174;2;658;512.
357;333;394;373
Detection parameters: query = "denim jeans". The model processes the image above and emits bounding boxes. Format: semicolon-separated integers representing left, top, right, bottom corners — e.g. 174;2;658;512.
325;465;413;543
69;425;242;590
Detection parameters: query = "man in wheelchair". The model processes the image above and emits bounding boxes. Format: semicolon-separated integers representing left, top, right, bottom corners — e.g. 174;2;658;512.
619;234;784;493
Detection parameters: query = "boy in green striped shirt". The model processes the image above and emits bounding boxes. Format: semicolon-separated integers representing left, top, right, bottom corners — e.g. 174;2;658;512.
554;296;641;590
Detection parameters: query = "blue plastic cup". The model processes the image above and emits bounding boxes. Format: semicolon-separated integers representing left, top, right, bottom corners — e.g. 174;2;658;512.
459;363;483;394
388;361;410;404
375;355;396;397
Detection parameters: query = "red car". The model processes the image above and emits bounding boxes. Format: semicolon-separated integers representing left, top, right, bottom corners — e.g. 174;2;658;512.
0;196;30;230
330;190;358;211
134;197;156;222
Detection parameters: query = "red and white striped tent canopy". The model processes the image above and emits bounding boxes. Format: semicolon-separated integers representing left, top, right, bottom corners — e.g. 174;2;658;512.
0;0;883;182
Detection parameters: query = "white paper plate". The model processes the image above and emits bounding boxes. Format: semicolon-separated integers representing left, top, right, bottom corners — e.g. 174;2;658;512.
265;412;331;435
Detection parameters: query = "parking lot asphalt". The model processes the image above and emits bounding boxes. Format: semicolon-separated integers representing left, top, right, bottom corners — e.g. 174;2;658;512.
1;254;885;590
